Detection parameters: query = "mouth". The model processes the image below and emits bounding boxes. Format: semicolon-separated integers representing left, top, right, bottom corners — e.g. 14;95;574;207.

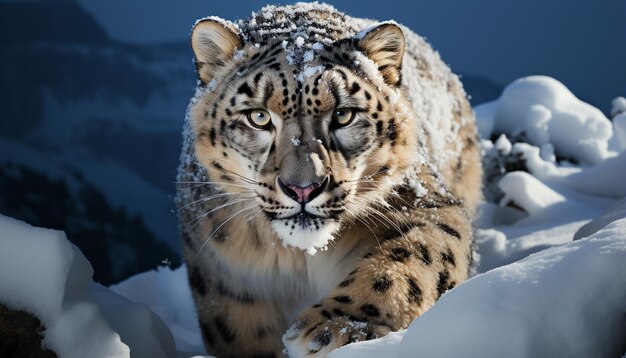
279;210;327;231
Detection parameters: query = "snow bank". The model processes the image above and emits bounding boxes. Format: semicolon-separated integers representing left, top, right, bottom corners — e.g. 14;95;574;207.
111;266;206;354
0;214;175;358
475;76;613;164
331;218;626;358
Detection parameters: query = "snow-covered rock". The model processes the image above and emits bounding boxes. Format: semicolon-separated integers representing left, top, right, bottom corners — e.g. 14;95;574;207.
475;76;613;164
0;214;176;358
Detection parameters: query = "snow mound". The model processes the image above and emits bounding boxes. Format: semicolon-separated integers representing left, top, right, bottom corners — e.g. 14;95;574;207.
111;266;206;354
475;76;613;164
331;218;626;358
0;214;175;358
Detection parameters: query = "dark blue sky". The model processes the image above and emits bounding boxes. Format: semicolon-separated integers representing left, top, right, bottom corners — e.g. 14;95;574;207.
77;0;625;112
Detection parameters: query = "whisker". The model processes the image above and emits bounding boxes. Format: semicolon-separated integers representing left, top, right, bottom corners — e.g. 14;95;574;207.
189;197;257;229
176;180;256;191
200;155;260;185
192;202;258;263
177;191;252;212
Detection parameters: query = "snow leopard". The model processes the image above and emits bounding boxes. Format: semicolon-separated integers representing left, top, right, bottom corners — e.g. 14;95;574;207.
176;3;482;357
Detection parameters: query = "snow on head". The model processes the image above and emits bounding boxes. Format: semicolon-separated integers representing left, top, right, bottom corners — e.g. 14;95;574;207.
475;76;613;164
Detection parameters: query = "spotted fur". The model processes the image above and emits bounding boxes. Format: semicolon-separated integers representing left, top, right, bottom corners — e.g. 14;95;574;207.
176;3;482;357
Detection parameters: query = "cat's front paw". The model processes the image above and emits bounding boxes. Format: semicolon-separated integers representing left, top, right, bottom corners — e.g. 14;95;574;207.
282;308;390;357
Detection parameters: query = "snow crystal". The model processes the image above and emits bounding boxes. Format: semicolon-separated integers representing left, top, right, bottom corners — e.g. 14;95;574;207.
303;50;315;63
295;36;305;47
291;136;301;146
297;65;325;82
233;49;245;61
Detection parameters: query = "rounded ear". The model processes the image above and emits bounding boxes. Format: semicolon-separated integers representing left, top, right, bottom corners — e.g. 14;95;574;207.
191;18;242;84
358;23;406;86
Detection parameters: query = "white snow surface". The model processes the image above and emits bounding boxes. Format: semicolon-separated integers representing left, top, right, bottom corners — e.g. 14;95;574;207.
0;215;175;358
1;76;625;357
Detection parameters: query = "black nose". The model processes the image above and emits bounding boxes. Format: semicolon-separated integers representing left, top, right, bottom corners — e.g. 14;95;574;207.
277;177;328;203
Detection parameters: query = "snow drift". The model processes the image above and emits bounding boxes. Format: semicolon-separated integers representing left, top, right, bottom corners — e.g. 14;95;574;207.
0;215;176;358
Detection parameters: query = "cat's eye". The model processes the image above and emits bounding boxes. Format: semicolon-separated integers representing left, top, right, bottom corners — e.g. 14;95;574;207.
246;109;272;129
332;108;356;127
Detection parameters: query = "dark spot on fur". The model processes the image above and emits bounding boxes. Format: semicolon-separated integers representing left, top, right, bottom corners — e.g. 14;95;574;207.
334;296;352;304
373;275;392;293
253;72;263;84
390;247;411;262
436;222;461;239
416;243;432;265
387;118;397;145
188;265;206;296
349;82;361;95
209;128;216;146
442;249;456;266
321;310;333;319
376;120;383;136
360;304;380;317
214;315;235;343
407;277;422;303
237;82;254;97
314;331;332;347
339;278;354;287
437;270;451;298
200;321;215;345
